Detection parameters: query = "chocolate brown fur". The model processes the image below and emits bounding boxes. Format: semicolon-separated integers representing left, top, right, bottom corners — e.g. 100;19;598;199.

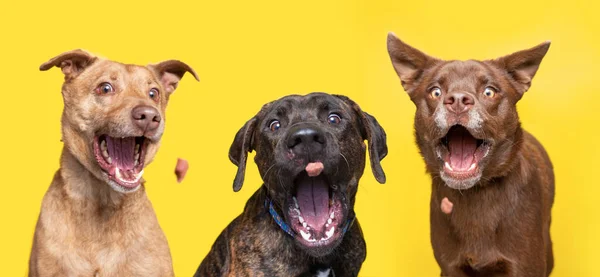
29;50;198;277
196;93;387;276
387;34;554;276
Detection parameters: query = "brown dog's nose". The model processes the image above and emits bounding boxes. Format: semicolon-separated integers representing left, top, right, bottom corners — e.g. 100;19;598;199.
287;125;326;154
131;105;161;132
444;92;474;113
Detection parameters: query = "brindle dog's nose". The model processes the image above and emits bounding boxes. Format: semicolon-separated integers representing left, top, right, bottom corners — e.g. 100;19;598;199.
287;125;326;154
444;92;474;113
131;105;161;132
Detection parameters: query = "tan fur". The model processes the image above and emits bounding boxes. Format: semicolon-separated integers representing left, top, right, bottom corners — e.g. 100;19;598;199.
29;50;198;277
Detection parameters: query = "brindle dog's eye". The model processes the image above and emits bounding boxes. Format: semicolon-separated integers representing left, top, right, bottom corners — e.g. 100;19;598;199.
483;87;496;98
149;88;159;102
328;113;342;124
96;82;115;94
269;120;281;131
430;87;442;98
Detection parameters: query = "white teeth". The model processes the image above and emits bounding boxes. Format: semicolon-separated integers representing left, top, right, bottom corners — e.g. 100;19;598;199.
134;160;139;166
100;140;107;152
115;168;144;184
135;143;140;153
106;157;112;164
327;218;332;225
102;149;109;159
300;229;315;242
444;162;453;171
323;226;335;241
302;222;307;228
293;197;299;209
299;216;305;224
330;212;335;219
468;163;476;171
134;153;140;162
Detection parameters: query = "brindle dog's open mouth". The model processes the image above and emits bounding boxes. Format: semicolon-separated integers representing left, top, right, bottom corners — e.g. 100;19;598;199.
286;164;345;247
93;135;149;190
439;125;491;180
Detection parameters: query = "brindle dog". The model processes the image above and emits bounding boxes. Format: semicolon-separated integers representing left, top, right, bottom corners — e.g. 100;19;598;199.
196;93;387;276
387;33;554;277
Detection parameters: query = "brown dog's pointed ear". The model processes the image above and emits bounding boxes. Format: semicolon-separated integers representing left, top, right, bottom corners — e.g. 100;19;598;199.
229;117;258;192
149;60;199;96
335;95;388;183
493;41;550;96
40;49;96;80
387;33;438;93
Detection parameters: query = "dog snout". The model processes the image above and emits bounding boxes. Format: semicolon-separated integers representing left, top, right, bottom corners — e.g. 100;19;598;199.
444;92;474;113
286;124;326;155
131;105;161;132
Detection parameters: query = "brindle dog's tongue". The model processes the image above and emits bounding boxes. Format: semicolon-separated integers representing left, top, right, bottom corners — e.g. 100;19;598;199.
448;127;477;171
296;172;329;230
106;137;136;170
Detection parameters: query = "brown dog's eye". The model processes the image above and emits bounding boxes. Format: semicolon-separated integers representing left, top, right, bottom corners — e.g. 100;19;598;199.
149;88;159;102
95;82;114;94
483;87;496;98
328;113;342;124
269;120;281;131
430;87;442;98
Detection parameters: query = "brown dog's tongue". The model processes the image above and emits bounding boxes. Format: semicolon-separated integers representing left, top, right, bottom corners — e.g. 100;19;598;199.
306;162;324;177
448;128;477;170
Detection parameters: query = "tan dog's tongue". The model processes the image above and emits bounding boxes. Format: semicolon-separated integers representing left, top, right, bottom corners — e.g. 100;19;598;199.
305;162;324;177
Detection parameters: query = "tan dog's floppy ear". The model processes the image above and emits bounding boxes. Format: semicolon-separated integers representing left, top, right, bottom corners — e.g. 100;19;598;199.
149;60;200;95
229;117;258;192
40;49;96;80
335;95;388;184
492;41;551;97
387;33;438;93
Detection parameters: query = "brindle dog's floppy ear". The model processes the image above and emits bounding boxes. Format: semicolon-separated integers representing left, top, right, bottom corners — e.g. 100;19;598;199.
386;33;438;93
492;41;550;97
335;95;388;184
148;60;200;95
40;49;96;80
229;117;258;192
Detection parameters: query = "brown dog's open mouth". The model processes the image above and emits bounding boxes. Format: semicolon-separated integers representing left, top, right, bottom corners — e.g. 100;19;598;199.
287;167;345;247
93;135;149;190
440;125;491;180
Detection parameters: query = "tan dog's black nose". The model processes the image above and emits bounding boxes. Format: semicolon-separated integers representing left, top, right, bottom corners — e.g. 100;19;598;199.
132;105;161;132
287;125;326;154
444;92;474;113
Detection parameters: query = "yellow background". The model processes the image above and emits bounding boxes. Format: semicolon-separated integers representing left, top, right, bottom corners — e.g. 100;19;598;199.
1;0;598;276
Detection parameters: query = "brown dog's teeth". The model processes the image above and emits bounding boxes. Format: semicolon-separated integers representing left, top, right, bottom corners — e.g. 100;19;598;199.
101;139;107;152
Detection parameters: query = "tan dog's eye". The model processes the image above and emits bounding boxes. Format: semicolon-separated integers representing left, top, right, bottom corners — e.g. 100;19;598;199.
269;120;281;132
430;87;442;98
483;87;496;98
328;113;342;124
149;88;159;102
95;82;115;94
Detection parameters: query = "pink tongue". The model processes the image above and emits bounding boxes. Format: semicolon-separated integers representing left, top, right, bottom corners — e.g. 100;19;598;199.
296;174;329;230
305;162;324;177
106;137;136;170
447;128;477;171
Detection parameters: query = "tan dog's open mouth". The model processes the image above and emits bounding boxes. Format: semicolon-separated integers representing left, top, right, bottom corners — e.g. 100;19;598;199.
93;135;149;191
439;125;491;183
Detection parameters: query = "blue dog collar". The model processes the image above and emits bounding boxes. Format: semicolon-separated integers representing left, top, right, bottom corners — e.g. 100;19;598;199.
265;197;355;238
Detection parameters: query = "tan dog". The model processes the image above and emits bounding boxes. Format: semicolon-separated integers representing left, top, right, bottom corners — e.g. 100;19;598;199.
29;50;198;277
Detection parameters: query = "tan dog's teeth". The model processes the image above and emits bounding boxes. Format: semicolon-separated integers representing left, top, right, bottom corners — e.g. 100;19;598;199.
468;163;476;171
134;153;140;162
107;157;112;164
444;162;453;172
100;140;107;152
134;160;139;167
135;143;140;153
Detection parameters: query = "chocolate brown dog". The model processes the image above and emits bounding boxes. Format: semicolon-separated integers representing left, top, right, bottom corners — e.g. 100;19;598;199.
387;34;554;277
196;93;387;276
29;50;198;277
